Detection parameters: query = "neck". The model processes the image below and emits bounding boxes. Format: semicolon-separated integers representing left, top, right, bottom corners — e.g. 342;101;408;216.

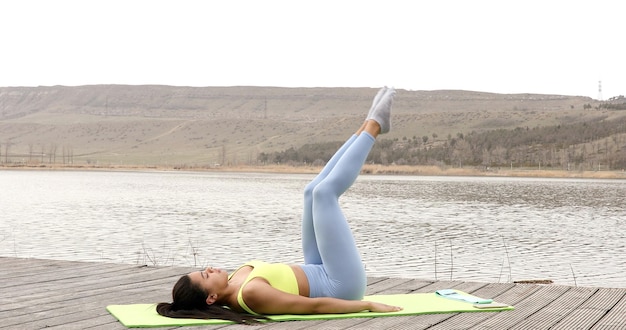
216;279;241;310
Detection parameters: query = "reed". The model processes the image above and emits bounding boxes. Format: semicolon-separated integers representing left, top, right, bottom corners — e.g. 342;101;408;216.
500;235;512;283
434;241;438;281
570;264;578;287
449;238;454;281
433;238;455;281
188;238;200;268
136;240;174;266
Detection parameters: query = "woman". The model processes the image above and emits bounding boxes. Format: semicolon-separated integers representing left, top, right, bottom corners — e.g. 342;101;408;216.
157;87;401;324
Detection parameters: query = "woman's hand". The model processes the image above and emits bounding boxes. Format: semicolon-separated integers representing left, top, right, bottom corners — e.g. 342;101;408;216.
367;301;403;312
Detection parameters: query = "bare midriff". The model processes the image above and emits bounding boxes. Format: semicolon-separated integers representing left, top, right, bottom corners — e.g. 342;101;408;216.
290;265;310;297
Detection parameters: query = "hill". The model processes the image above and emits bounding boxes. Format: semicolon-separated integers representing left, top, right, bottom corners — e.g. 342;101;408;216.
0;85;623;169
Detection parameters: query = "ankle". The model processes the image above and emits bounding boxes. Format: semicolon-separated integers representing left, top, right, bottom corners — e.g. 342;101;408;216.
364;120;381;137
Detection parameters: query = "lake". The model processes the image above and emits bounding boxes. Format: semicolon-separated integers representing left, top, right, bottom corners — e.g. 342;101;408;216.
1;170;624;288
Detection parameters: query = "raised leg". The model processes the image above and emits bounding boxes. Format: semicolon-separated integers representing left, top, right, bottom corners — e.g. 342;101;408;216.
310;132;376;299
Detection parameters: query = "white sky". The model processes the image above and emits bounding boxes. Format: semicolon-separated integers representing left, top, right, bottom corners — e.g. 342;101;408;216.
1;0;623;99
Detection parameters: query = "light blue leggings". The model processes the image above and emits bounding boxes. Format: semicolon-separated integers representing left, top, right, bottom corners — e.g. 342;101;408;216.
299;132;375;300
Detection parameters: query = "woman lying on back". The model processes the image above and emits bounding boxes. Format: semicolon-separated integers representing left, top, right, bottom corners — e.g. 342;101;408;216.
157;87;401;324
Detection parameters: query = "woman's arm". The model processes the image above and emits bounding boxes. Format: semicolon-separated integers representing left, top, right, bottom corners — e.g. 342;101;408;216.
242;281;402;315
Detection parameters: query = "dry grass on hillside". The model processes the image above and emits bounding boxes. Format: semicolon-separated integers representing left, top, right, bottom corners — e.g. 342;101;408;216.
0;86;617;168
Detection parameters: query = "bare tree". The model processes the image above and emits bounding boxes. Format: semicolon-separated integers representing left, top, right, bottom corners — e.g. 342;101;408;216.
4;141;12;164
28;143;34;163
48;144;57;164
481;148;491;167
605;138;610;170
492;146;508;166
220;145;226;166
451;139;471;167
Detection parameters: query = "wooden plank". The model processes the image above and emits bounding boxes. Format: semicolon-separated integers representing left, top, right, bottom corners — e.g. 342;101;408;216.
1;258;625;330
509;286;598;329
474;285;571;329
552;288;626;330
42;315;132;330
0;263;193;329
0;264;153;299
552;309;613;330
0;282;171;329
365;277;415;294
383;278;434;294
2;266;188;311
1;258;142;284
0;258;123;288
591;289;626;330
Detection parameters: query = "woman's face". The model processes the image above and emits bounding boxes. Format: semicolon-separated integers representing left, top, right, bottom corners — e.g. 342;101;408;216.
187;266;229;296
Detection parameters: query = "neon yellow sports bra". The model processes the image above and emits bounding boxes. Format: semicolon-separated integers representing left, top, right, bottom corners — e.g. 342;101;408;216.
229;260;300;315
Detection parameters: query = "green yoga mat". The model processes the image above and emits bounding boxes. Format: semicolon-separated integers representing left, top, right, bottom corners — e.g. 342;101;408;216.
107;290;513;328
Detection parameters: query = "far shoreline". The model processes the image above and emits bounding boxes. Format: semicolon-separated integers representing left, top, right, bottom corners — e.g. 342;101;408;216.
2;163;625;180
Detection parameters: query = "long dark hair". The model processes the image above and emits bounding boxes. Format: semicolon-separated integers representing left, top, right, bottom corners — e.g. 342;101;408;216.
156;275;268;324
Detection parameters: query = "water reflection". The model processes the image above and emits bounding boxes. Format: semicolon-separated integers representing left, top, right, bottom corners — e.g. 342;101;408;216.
1;171;624;288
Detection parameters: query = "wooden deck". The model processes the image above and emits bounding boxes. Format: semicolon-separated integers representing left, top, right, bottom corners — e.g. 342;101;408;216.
1;257;625;330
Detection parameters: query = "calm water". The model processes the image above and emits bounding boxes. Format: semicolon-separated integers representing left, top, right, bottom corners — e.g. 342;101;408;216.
1;170;625;288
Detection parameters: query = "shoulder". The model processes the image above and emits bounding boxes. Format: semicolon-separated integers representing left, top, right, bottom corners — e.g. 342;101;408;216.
240;278;275;309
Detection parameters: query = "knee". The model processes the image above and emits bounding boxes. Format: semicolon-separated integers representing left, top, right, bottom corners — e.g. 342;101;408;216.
312;183;336;204
304;182;316;199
